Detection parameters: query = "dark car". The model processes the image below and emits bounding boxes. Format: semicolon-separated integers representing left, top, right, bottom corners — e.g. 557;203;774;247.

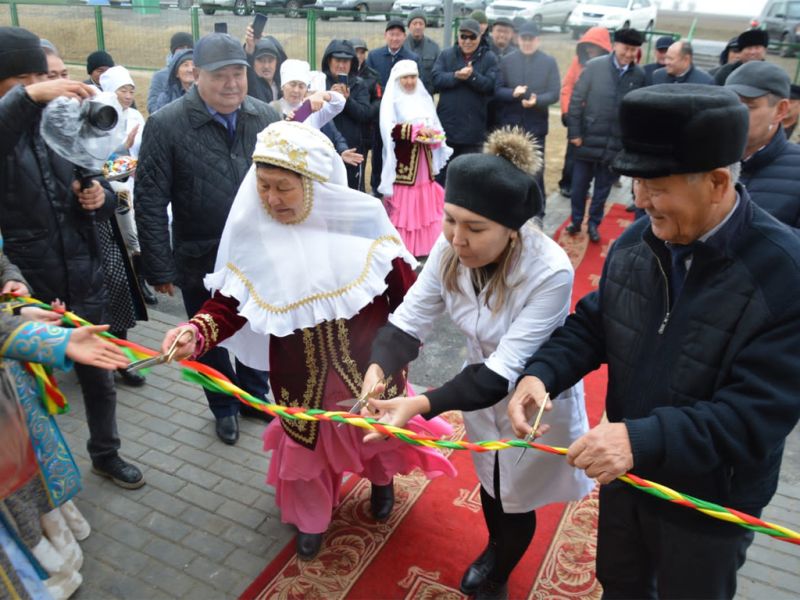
755;0;800;56
256;0;318;17
391;0;490;26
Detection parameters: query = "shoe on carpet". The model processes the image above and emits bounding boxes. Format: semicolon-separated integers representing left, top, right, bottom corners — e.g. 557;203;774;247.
474;578;509;600
370;480;395;521
91;455;145;489
296;531;323;560
587;223;601;243
460;541;497;595
215;414;239;445
565;223;581;236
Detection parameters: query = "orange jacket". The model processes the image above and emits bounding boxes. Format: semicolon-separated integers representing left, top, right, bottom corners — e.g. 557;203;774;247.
560;27;612;116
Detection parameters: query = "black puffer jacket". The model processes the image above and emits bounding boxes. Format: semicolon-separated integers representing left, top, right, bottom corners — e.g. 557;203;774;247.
432;44;498;146
135;86;280;286
524;188;800;514
740;127;800;228
0;85;115;323
246;38;285;104
567;54;645;163
321;40;372;150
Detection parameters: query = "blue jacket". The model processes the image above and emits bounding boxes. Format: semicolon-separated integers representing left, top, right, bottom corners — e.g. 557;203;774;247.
740;127;800;228
494;50;560;138
366;44;421;89
651;65;714;85
524;188;800;514
433;45;498;146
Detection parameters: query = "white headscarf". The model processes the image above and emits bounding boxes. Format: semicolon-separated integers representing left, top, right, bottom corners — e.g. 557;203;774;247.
204;121;417;369
99;65;135;93
378;59;452;197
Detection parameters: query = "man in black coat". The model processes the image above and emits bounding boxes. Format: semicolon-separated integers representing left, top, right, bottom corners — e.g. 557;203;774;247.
641;35;673;85
244;33;285;104
510;84;800;599
0;27;144;488
350;38;382;194
714;28;769;85
136;34;280;445
566;28;645;243
403;10;440;95
433;18;498;183
652;40;713;85
725;61;800;227
494;20;559;207
321;39;373;190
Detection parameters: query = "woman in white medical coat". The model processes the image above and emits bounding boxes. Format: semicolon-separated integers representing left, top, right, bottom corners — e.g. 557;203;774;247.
362;127;594;600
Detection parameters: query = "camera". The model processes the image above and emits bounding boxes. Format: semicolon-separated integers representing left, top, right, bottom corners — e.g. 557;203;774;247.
82;99;118;132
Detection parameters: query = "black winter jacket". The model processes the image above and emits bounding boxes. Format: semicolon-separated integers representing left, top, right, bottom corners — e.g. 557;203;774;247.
404;35;440;94
135;86;280;286
567;54;645;163
321;40;373;150
740;127;800;228
494;49;560;138
523;189;800;514
651;64;714;85
0;85;115;323
433;45;498;146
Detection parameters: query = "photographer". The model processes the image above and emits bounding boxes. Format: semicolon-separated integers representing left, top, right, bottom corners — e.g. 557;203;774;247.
0;26;144;489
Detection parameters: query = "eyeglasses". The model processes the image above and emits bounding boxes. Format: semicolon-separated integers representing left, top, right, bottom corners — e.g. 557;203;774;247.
459;33;478;41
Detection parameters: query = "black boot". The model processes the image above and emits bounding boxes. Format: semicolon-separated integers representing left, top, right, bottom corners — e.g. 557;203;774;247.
117;367;146;387
460;542;497;595
296;532;323;560
475;578;508;600
370;480;395;521
132;253;158;305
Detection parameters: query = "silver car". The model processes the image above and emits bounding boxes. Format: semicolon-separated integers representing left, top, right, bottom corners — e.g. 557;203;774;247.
316;0;395;20
391;0;490;27
200;0;255;15
486;0;577;30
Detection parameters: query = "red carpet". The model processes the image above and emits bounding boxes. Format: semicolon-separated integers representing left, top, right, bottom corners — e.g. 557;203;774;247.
241;205;634;600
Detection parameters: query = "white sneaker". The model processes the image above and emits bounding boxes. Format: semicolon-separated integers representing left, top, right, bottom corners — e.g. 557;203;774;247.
60;501;91;541
41;508;83;572
31;537;69;576
45;569;83;600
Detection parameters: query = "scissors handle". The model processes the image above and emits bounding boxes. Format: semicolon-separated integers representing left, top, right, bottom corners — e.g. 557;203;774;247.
514;393;550;465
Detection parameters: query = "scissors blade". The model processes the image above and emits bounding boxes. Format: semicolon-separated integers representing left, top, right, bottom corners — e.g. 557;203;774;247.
514;393;549;465
124;354;167;373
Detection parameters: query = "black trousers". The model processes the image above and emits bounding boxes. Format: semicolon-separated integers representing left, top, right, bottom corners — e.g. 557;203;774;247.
180;279;270;419
74;362;120;461
478;454;537;584
559;136;576;192
597;482;754;599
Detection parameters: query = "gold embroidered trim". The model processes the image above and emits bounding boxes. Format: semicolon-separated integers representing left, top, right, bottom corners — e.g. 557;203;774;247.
252;122;334;182
225;235;403;314
253;155;326;183
190;313;219;344
279;327;326;446
394;139;421;186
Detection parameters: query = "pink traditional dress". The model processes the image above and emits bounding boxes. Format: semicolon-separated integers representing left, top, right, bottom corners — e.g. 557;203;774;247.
379;60;453;257
188;122;456;536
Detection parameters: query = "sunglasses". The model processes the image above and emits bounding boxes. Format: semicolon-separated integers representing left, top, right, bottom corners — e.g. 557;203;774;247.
460;33;478;41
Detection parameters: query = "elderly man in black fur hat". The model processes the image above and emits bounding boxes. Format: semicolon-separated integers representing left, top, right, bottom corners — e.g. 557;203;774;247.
713;28;769;85
510;84;800;599
565;27;645;243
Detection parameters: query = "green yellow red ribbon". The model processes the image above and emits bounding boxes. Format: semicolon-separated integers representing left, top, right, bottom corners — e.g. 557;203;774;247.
7;294;800;546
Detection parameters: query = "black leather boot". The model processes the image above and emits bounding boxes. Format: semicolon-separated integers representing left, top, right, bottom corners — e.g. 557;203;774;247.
132;253;158;305
296;532;323;560
460;541;497;595
370;480;395;521
475;578;509;600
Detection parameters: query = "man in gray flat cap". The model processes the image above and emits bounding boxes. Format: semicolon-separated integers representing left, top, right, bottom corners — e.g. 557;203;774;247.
510;83;800;599
726;61;800;227
136;33;279;446
403;9;439;94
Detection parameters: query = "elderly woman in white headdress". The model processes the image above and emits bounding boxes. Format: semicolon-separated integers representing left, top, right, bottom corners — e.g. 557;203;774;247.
159;121;455;561
379;59;453;258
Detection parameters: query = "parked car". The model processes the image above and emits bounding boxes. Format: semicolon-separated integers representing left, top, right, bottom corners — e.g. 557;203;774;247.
754;0;800;57
200;0;255;15
256;0;318;18
567;0;657;38
486;0;577;30
315;0;395;20
390;0;490;26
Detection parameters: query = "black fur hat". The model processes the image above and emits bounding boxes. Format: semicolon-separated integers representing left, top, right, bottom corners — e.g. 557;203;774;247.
612;84;748;179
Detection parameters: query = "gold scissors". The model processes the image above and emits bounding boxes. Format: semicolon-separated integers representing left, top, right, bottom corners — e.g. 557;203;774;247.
514;393;549;465
336;379;385;427
124;327;194;374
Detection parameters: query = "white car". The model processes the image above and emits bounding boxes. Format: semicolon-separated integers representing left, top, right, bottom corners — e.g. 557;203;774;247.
567;0;657;38
486;0;578;31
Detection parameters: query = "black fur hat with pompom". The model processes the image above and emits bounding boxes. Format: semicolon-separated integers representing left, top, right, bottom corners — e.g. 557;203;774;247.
443;126;543;230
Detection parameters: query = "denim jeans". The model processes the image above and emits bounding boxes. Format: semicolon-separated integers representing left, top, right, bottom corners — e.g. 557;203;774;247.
570;159;616;227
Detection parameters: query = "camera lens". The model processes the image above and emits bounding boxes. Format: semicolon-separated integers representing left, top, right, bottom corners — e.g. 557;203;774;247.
85;102;118;131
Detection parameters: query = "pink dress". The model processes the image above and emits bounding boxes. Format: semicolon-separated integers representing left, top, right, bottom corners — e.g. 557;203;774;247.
263;368;456;534
385;124;445;257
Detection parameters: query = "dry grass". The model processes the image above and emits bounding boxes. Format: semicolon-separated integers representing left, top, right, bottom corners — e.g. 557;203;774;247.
7;6;797;190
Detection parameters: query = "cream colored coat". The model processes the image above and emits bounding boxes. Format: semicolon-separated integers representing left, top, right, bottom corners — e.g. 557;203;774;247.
390;228;595;512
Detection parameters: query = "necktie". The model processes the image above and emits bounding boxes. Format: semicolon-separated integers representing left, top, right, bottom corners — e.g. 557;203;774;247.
668;243;695;303
222;112;236;143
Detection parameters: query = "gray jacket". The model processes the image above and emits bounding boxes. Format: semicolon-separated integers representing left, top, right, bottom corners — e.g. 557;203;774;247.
404;35;440;94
